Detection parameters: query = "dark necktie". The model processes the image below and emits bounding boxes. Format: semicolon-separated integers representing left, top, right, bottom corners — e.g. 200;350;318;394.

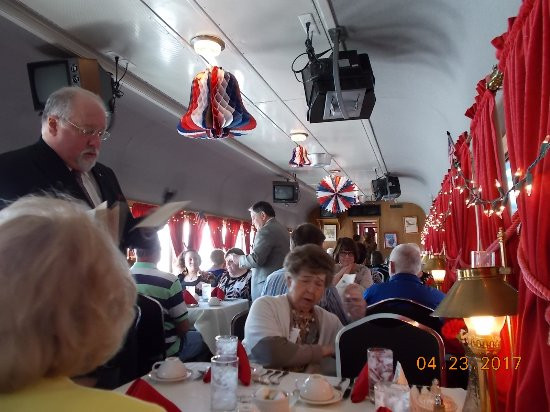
72;171;95;207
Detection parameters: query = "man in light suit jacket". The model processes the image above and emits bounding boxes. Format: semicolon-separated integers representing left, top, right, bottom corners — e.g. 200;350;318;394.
228;201;290;300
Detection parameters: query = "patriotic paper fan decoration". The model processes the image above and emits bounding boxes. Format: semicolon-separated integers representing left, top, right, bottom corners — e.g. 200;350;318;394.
289;145;311;167
178;66;256;139
316;175;357;214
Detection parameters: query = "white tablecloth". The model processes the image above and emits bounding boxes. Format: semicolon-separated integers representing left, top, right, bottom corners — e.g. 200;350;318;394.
117;362;466;411
188;299;249;353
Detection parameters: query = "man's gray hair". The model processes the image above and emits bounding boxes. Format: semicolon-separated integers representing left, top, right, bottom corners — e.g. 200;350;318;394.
389;243;422;275
41;86;107;124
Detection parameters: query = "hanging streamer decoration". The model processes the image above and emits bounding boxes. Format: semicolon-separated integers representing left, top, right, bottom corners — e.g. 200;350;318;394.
178;66;256;139
316;175;357;214
289;145;311;167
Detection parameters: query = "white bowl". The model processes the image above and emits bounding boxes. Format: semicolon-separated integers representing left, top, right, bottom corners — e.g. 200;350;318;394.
300;374;334;402
152;357;188;379
209;297;221;306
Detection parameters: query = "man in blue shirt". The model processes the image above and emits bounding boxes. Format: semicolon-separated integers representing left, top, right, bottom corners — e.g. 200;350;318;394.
363;243;445;309
261;223;348;324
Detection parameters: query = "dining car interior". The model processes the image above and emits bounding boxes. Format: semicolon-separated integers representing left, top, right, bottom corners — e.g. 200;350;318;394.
0;0;548;411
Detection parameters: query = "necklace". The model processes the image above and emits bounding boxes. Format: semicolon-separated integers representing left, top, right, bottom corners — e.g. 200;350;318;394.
291;309;316;343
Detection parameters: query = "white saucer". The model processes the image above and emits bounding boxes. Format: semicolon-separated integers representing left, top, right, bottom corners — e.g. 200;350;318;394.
299;389;343;405
148;369;192;383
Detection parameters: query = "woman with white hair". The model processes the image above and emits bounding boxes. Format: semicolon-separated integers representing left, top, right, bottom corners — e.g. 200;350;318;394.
177;249;215;296
0;197;161;411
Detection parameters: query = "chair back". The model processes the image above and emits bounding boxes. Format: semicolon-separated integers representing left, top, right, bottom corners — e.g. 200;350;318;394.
365;298;442;334
136;294;166;376
230;309;249;341
335;313;446;387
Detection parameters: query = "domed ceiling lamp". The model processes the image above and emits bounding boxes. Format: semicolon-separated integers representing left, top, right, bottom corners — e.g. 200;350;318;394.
309;153;332;168
290;131;308;142
191;35;225;58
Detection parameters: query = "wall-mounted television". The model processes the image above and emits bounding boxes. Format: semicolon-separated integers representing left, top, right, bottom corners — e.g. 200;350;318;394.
348;204;381;217
273;181;299;203
320;207;337;218
27;58;113;111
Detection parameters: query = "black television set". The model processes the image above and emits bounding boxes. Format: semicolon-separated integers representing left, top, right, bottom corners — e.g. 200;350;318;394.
272;181;299;203
27;58;114;111
347;204;381;217
320;207;337;218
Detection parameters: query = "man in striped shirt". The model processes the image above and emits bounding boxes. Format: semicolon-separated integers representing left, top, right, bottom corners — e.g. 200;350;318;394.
131;237;204;361
261;223;348;325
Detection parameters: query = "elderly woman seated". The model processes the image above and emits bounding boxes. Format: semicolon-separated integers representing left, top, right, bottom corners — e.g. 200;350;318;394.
244;244;343;374
217;248;252;300
0;197;161;411
333;237;373;289
177;249;215;295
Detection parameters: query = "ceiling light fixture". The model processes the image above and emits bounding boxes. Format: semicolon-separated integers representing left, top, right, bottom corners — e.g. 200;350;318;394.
191;35;225;57
290;131;308;142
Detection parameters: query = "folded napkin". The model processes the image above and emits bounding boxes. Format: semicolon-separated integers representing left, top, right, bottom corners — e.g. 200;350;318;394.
351;361;369;403
203;341;251;386
210;287;225;300
126;378;181;412
183;290;198;305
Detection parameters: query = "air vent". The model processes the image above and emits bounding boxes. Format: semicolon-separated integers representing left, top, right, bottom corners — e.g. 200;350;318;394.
389;204;403;209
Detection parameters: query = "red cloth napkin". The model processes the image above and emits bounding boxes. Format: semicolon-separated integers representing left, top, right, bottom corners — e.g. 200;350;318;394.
351;361;369;403
203;341;251;386
210;287;225;300
183;290;198;305
126;378;181;412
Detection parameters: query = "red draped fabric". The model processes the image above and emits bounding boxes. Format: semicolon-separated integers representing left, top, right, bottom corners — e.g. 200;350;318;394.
224;219;242;250
242;222;252;254
188;213;206;251
130;202;157;218
495;0;550;408
207;216;224;249
168;219;184;258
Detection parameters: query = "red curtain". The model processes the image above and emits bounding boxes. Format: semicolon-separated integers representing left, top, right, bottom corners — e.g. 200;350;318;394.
188;213;206;251
242;222;252;254
495;0;550;408
224;219;242;250
168;218;184;258
130;202;157;218
207;216;224;249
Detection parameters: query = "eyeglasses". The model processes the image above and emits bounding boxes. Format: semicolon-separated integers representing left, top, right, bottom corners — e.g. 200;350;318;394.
339;250;355;257
61;118;110;141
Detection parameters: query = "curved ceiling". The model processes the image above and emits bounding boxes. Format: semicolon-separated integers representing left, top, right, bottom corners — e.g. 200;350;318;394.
0;0;521;214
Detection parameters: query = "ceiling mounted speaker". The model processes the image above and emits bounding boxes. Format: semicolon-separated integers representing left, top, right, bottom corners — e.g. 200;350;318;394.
309;153;332;167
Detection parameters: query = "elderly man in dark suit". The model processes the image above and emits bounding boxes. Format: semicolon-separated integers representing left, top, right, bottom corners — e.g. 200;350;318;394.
0;86;137;247
228;201;290;300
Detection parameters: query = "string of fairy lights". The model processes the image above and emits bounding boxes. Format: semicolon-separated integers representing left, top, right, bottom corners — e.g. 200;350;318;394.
421;134;549;244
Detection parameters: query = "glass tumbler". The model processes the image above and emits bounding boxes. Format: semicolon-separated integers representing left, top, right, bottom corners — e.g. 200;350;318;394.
216;335;238;356
211;355;239;411
367;347;394;402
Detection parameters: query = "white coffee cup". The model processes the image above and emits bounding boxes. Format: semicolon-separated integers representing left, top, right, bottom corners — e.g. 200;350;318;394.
300;374;334;401
254;388;290;412
152;357;188;379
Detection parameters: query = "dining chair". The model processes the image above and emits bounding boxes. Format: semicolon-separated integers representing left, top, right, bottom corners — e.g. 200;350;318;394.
135;294;166;377
365;298;443;334
230;309;249;341
335;313;446;387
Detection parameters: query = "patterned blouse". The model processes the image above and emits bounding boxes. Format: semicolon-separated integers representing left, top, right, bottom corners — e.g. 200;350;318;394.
217;269;252;301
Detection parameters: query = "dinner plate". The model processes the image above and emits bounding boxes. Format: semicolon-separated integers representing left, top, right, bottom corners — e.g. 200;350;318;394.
186;303;199;308
299;389;343;405
148;369;192;383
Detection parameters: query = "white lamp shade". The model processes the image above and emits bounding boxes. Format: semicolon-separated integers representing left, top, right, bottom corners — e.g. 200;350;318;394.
191;35;225;57
290;132;307;142
464;315;506;336
432;269;446;282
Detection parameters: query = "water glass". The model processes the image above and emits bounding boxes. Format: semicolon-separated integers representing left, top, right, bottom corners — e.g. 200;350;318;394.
202;283;212;300
216;335;238;356
367;347;394;402
471;251;495;268
374;382;410;412
211;355;239;411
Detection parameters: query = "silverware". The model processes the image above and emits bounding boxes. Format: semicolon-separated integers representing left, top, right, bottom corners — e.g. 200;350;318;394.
333;377;347;391
273;370;289;385
268;370;284;384
343;377;355;399
257;369;276;384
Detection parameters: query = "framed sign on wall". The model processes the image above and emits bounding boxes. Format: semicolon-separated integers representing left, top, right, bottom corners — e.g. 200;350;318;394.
404;216;418;233
384;233;398;248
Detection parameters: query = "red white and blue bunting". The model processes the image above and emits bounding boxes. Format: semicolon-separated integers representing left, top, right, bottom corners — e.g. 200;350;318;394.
178;66;256;139
289;145;311;167
316;175;357;214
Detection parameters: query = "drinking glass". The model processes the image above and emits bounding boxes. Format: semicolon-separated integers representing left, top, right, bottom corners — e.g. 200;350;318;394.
202;283;212;300
374;382;410;412
367;347;394;402
211;355;239;411
216;335;238;356
471;251;495;268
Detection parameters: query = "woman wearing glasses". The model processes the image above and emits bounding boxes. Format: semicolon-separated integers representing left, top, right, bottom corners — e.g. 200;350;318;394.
332;237;373;289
